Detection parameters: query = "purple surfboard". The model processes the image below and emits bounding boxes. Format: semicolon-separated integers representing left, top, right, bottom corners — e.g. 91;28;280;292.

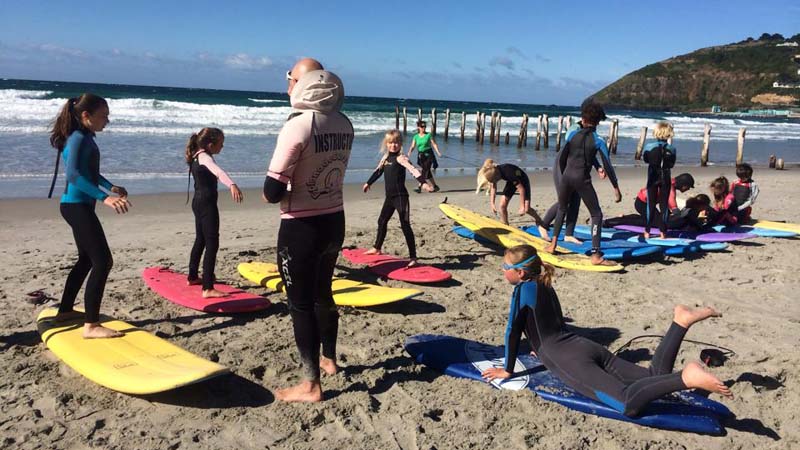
613;225;756;243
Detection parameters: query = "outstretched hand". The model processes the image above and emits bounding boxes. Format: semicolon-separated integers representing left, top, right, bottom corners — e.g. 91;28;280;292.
103;196;131;214
481;367;512;382
230;184;243;203
362;183;370;193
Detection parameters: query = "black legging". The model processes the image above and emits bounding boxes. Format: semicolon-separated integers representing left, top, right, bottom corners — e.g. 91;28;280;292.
418;152;436;185
59;203;113;324
551;171;603;253
540;322;687;417
188;194;220;290
374;195;416;259
644;180;670;235
277;211;344;381
542;199;579;236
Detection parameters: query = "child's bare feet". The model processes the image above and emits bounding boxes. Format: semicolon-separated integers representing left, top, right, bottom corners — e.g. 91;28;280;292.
363;248;381;255
187;277;202;286
406;259;419;268
590;253;615;266
202;289;229;298
643;231;651;239
275;380;323;403
543;243;557;254
681;361;732;398
320;357;338;375
564;235;583;244
673;304;720;328
83;323;123;339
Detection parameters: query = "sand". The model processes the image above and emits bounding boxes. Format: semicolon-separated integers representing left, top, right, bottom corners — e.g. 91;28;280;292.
1;165;798;449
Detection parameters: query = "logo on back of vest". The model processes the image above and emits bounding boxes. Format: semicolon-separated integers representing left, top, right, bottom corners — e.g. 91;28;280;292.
307;153;348;200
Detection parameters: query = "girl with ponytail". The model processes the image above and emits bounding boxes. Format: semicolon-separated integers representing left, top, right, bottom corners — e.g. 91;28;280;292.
49;93;131;339
184;127;243;298
482;244;732;416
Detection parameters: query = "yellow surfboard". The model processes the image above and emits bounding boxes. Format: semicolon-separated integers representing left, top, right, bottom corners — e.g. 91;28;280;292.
37;308;228;394
238;262;422;307
750;219;800;234
439;203;623;273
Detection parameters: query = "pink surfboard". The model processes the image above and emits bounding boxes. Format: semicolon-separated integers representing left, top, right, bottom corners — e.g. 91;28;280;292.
342;248;452;284
142;267;271;313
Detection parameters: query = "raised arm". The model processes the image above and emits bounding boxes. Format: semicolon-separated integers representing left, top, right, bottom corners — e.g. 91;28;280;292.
198;152;235;187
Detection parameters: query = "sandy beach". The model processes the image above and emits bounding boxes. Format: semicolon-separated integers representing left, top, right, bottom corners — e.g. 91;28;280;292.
1;165;798;449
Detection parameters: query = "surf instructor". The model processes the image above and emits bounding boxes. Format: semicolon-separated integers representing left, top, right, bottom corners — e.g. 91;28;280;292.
263;58;354;402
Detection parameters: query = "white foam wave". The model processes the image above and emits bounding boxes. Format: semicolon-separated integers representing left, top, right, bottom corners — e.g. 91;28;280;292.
248;98;286;104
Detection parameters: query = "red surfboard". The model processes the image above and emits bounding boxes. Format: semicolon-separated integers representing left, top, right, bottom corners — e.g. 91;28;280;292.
142;267;271;313
342;248;452;284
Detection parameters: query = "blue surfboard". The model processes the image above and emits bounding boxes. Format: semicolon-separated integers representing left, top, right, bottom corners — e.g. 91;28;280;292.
573;225;636;240
405;334;731;435
451;226;495;246
521;226;662;261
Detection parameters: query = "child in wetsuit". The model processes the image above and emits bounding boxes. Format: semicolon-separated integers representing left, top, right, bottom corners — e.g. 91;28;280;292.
605;193;711;231
363;130;432;267
479;159;544;226
49;93;132;339
184;128;243;298
708;176;738;226
407;120;443;193
633;173;694;235
481;244;732;417
641;122;677;239
731;163;759;223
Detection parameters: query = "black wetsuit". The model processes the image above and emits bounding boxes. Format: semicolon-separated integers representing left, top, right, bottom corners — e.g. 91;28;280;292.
496;164;531;201
541;140;600;234
550;127;618;254
188;155;221;290
365;153;425;259
504;281;688;417
642;141;676;234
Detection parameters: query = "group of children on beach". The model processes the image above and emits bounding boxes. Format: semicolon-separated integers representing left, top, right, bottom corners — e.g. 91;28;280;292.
46;91;735;411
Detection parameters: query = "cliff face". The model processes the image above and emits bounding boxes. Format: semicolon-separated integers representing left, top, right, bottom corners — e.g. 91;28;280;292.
592;37;800;111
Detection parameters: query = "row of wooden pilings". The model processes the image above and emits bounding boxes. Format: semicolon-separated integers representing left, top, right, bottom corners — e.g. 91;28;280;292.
394;107;786;169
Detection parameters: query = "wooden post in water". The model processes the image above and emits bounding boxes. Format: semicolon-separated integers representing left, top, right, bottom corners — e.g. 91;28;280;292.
505;132;510;145
610;119;619;154
523;114;529;147
417;108;422;123
460;111;466;143
736;127;746;165
475;111;481;142
566;116;573;128
431;108;437;137
543;114;550;149
444;109;451;142
496;113;502;145
535;115;543;150
489;112;496;144
402;107;407;134
700;124;712;166
517;114;527;148
554;116;563;151
634;127;648;160
395;106;399;130
480;112;487;144
769;154;776;168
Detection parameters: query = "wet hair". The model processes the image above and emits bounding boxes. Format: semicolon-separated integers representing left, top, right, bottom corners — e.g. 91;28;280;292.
736;163;753;181
380;129;403;154
504;245;555;286
674;173;695;191
580;98;607;125
686;193;711;211
185;127;224;165
480;158;501;183
417;120;427;127
653;121;674;141
709;176;730;205
49;93;108;151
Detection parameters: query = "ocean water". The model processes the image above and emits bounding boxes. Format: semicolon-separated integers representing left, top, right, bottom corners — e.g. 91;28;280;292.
1;78;799;199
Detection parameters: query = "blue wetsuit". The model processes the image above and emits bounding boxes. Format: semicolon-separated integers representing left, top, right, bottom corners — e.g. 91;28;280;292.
57;130;114;323
503;280;690;417
642;140;676;234
550;126;618;254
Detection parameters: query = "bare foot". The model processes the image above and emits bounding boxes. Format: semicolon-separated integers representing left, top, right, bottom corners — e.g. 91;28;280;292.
363;248;381;255
590;254;615;266
320;357;339;375
681;361;732;398
202;289;229;298
53;310;85;322
673;304;721;329
406;259;419;268
564;235;583;244
643;231;651;239
187;277;202;286
83;323;123;339
537;225;550;240
275;380;323;403
543;243;557;254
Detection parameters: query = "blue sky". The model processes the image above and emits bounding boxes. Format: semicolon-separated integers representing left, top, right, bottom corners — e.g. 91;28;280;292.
0;0;797;105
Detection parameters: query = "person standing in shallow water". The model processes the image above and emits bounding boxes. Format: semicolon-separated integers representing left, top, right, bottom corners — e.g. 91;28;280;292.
407;120;442;193
263;58;353;403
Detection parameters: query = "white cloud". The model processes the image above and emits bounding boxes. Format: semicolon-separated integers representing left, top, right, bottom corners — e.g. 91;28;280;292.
224;53;273;71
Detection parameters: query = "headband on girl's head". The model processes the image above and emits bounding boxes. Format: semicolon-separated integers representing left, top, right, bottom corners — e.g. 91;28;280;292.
502;254;538;270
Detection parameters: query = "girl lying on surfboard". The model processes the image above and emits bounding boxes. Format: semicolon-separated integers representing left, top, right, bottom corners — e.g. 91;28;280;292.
184;127;243;298
49;93;132;339
482;244;732;416
362;129;433;268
